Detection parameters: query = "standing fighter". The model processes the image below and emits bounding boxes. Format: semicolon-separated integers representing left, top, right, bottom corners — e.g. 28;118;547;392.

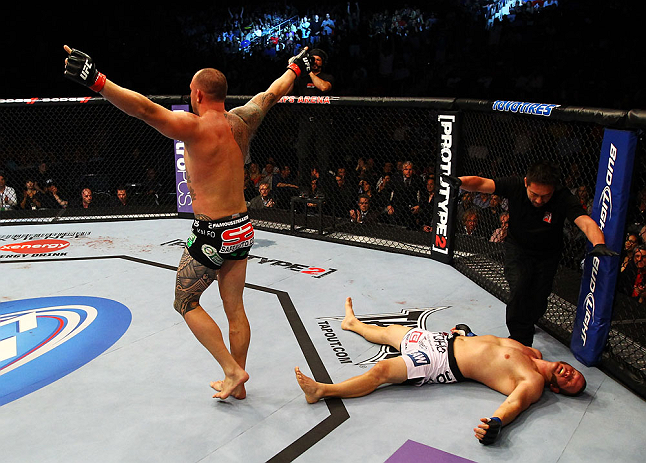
63;45;312;399
295;298;587;445
442;161;617;346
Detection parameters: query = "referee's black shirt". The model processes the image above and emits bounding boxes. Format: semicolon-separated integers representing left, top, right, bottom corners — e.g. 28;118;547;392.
494;177;587;256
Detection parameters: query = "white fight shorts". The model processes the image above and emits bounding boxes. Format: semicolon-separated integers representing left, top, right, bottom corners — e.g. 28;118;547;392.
400;329;465;386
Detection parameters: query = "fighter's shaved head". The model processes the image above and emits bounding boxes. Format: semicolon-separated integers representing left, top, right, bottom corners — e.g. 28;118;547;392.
193;68;228;102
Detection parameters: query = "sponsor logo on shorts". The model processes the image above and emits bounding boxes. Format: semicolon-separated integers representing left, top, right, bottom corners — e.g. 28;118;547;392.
186;233;196;248
220;223;255;253
202;244;224;266
407;351;430;367
408;330;422;343
0;296;131;406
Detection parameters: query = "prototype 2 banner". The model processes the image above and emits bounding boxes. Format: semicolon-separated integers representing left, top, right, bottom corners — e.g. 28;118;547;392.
432;112;461;263
571;129;637;366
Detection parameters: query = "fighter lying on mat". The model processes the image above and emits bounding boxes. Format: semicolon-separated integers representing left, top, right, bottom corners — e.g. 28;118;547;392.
295;298;586;445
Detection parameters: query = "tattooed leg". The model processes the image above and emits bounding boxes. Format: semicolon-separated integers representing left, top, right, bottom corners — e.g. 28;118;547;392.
174;248;249;399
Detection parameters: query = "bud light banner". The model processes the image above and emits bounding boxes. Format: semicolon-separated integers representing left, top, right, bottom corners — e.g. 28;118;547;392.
432;112;461;263
173;104;193;214
571;129;638;366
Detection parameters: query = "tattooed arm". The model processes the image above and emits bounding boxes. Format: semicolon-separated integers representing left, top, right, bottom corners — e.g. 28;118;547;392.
227;69;297;162
229;69;297;134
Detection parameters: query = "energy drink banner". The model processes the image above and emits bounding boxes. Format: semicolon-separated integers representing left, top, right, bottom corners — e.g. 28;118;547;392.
571;129;638;366
432;112;461;263
172;104;193;214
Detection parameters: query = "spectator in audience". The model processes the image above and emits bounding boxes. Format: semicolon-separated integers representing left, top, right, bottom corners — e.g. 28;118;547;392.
310;14;322;45
248;162;263;187
300;16;311;43
260;160;276;186
376;171;393;199
34;161;55;194
321;13;335;37
457;190;475;218
387;160;424;229
639;224;646;246
629;187;646;227
20;178;43;210
377;161;395;185
349;194;380;224
0;173;18;211
114;186;130;207
576;184;593;215
617;245;646;302
334;171;355;212
621;232;640;272
272;164;299;208
41;180;68;209
249;182;276;209
461;208;481;236
73;187;94;209
490;211;510;243
481;194;504;237
473;191;491;209
142;167;162;205
240;170;255;202
419;175;436;233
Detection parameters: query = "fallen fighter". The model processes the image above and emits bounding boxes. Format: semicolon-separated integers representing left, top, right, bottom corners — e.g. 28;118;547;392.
295;297;586;445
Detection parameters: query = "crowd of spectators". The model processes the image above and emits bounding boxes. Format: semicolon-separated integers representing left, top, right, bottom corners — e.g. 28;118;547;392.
162;0;641;109
0;159;171;213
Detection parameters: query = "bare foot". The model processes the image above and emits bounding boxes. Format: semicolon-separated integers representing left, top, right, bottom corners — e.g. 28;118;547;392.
294;366;324;404
210;369;249;400
341;297;359;331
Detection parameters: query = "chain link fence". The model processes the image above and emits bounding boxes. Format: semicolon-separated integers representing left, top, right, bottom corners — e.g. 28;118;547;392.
1;95;645;397
0;97;180;222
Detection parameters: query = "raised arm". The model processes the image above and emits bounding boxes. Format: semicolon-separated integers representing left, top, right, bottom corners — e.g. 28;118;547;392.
63;46;198;142
228;48;309;133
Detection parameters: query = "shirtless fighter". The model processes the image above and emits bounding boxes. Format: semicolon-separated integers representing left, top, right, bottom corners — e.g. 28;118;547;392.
295;298;586;444
64;45;312;400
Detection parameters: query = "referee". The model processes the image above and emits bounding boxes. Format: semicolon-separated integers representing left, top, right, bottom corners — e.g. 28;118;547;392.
443;161;617;346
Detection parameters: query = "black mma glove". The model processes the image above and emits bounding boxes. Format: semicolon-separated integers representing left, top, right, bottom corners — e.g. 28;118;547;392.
479;417;502;445
64;47;106;92
588;244;619;257
287;48;311;77
452;324;477;337
440;174;462;191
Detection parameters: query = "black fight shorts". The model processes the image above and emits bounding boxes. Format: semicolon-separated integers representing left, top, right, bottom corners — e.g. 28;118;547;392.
186;213;254;269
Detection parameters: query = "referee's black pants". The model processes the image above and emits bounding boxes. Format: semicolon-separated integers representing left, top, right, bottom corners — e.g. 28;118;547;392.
503;243;561;346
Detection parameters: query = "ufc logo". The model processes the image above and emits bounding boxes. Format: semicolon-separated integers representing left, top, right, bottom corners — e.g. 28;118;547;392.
80;60;91;80
221;223;254;246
